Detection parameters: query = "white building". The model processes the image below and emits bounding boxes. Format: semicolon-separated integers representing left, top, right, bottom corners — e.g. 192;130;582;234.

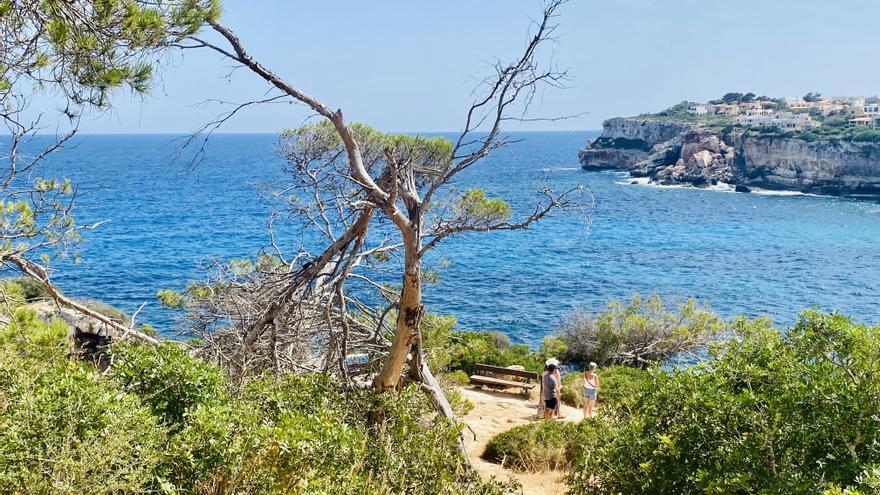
736;112;819;131
847;116;876;127
743;107;774;117
688;103;708;116
865;103;880;116
832;96;866;107
712;103;740;116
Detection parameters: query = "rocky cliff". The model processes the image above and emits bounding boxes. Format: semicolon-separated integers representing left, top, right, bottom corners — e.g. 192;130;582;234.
580;118;880;196
579;118;694;170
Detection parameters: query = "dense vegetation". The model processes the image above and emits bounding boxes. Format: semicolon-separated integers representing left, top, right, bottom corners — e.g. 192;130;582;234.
745;124;880;143
562;311;880;494
556;294;725;368
0;306;514;495
474;307;880;494
6;282;880;495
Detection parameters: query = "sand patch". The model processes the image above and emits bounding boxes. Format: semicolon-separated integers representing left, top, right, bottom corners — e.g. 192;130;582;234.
458;386;581;495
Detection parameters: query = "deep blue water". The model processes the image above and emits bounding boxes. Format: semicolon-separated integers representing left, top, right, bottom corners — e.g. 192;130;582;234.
22;132;880;345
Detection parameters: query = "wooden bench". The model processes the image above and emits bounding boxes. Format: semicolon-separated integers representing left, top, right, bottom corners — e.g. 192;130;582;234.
469;364;539;395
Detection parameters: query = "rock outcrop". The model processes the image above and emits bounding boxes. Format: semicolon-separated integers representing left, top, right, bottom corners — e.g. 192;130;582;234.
30;300;125;370
580;118;880;196
579;118;693;170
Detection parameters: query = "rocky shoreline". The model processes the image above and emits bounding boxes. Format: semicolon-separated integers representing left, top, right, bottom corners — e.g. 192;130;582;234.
579;118;880;196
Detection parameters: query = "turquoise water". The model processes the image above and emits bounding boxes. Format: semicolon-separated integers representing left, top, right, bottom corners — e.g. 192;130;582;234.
31;132;880;345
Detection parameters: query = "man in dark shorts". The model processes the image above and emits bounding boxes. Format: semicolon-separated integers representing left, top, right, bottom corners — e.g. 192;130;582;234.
542;363;559;419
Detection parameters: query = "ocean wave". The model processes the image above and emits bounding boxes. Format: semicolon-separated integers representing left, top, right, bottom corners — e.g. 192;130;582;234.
615;177;828;197
615;177;736;193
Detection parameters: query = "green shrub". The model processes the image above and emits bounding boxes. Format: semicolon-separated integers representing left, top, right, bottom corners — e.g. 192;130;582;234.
591;136;652;152
558;294;725;368
422;312;457;371
596;365;650;415
568;311;880;494
483;420;575;471
560;372;584;408
443;331;544;375
0;308;69;356
0;314;165;495
1;277;50;302
444;387;475;416
0;311;513;495
439;369;471;386
560;366;649;414
483;419;608;472
78;297;131;325
110;341;228;428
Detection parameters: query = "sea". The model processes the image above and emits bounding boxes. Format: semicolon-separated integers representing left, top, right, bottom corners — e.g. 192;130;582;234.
22;132;880;346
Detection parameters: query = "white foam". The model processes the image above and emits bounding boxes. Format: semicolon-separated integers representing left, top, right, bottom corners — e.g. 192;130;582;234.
747;187;810;197
615;177;735;193
616;177;822;197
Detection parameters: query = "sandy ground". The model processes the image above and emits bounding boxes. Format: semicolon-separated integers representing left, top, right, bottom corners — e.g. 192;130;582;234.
458;386;581;495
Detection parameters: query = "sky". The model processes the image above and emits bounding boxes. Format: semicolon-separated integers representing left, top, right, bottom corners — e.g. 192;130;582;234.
32;0;880;133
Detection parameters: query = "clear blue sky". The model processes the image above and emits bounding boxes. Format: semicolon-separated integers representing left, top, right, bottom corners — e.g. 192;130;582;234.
62;0;880;133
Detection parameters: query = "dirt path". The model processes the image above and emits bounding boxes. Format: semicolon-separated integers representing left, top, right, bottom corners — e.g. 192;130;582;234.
458;386;580;495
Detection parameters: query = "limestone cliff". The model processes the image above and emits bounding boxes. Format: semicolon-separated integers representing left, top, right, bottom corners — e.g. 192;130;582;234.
579;118;693;170
580;118;880;196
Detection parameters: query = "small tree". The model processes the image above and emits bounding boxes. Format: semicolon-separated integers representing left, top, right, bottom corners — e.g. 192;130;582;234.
0;0;219;341
178;0;585;401
557;294;725;368
722;92;745;104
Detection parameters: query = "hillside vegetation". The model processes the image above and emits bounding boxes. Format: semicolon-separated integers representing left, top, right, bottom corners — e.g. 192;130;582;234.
0;304;514;495
5;285;880;495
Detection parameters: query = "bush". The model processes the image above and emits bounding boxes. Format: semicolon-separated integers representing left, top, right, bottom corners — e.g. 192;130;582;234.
78;297;131;325
595;365;650;415
558;294;725;368
442;330;544;375
422;312;458;371
560;372;584;408
439;369;471;386
0;314;165;495
560;365;649;414
110;341;229;428
0;310;513;495
568;311;880;494
1;277;51;301
483;420;575;471
483;419;608;472
591;136;652;152
423;312;569;379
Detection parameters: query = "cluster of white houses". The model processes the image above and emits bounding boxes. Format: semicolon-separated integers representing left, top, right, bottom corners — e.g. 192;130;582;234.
688;97;880;131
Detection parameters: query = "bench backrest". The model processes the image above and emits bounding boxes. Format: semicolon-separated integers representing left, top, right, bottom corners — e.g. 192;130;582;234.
473;363;539;381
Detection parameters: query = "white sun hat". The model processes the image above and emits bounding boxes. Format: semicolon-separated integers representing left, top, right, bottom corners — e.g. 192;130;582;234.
545;357;560;366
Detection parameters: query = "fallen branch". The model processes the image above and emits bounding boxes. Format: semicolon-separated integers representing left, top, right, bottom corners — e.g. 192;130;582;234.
6;254;160;345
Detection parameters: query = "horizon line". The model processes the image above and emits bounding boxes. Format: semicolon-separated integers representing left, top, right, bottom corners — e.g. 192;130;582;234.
2;129;602;137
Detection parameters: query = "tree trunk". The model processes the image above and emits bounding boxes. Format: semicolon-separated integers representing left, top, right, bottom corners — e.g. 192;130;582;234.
372;244;422;392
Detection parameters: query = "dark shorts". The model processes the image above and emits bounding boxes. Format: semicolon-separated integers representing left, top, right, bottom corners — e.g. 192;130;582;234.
544;398;558;410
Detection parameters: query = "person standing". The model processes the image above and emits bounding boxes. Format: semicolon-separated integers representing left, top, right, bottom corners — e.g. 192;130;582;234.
543;363;560;419
545;357;566;419
583;362;600;418
536;364;548;419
